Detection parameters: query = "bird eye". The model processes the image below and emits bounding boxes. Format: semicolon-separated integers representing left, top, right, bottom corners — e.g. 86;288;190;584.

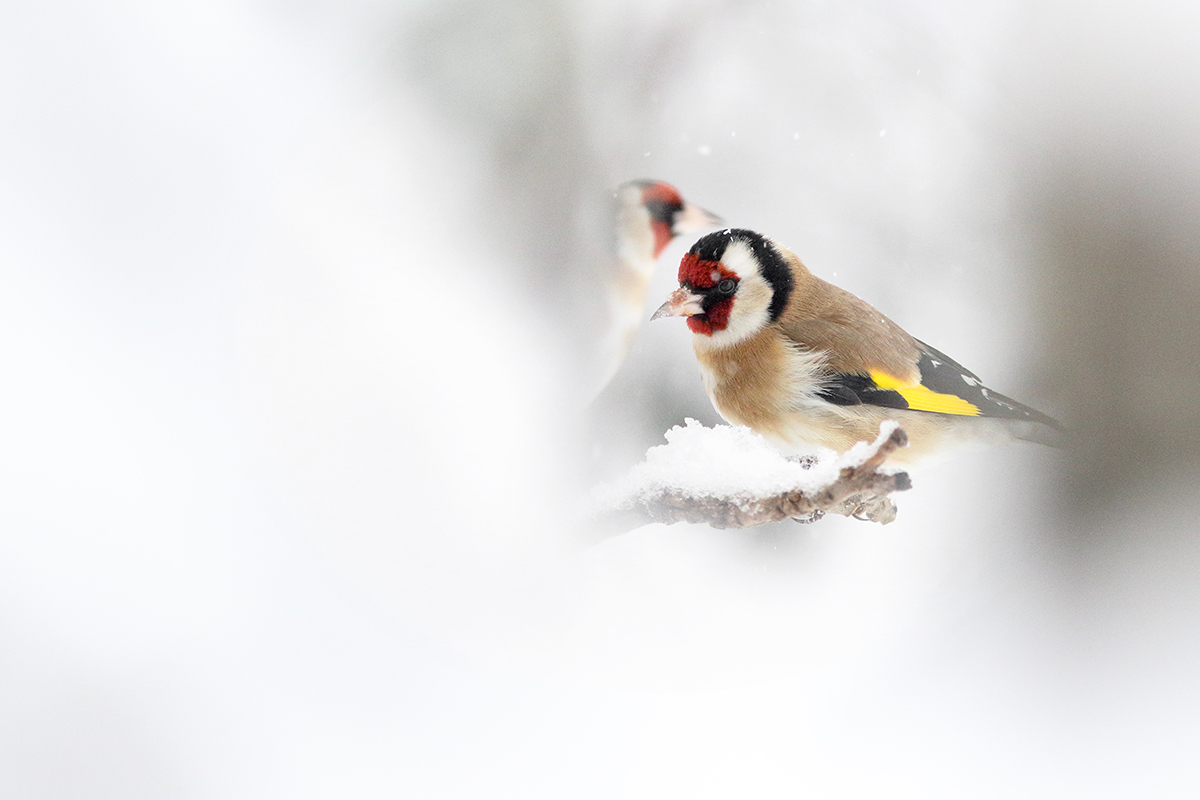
717;278;737;295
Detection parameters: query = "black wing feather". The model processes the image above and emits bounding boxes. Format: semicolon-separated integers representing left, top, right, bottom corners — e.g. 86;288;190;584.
914;340;1062;428
816;373;910;410
816;339;1060;430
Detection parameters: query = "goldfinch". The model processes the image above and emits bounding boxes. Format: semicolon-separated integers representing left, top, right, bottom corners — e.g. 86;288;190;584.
651;228;1062;464
592;181;721;395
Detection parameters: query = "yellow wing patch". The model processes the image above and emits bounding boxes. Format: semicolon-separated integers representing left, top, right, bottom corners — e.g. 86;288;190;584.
868;369;981;416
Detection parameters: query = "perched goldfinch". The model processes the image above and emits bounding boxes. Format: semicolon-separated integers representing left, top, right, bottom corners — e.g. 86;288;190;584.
592;181;721;395
651;228;1062;464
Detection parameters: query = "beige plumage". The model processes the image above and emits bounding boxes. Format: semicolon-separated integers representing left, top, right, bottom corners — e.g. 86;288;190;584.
652;228;1061;464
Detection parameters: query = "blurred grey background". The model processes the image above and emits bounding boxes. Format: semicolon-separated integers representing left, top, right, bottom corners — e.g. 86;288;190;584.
3;0;1200;797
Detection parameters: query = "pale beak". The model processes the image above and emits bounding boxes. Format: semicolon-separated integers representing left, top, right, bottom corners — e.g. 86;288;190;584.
672;201;723;235
651;287;705;320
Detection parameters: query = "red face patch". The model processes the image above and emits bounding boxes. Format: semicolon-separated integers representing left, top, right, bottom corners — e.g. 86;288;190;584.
678;253;738;289
686;299;732;335
643;183;684;257
677;253;738;335
641;181;683;208
650;220;673;257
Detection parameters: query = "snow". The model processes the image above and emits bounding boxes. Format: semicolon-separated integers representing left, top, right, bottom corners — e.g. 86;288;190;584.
594;419;900;510
840;419;903;468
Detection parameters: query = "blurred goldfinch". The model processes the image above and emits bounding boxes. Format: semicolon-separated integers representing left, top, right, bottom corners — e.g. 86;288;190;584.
652;228;1062;464
592;180;720;394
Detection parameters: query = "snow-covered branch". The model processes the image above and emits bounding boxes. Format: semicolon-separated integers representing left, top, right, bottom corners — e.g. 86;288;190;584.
590;421;912;532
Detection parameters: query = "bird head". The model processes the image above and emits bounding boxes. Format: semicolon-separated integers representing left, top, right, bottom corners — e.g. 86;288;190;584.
652;228;794;346
625;180;722;258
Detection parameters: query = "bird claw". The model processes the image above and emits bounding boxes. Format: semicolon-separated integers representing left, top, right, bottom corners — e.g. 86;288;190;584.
850;496;898;525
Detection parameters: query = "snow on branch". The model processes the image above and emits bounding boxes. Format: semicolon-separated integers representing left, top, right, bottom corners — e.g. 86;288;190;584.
590;420;912;532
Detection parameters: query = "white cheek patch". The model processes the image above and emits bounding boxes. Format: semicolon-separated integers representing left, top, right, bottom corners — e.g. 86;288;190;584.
706;294;769;347
718;239;762;281
614;202;655;273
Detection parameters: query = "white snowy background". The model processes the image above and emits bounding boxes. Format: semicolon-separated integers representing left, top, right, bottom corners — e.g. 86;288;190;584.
3;0;1200;797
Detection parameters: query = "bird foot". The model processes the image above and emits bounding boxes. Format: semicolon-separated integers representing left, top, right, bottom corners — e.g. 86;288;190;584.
833;493;898;525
